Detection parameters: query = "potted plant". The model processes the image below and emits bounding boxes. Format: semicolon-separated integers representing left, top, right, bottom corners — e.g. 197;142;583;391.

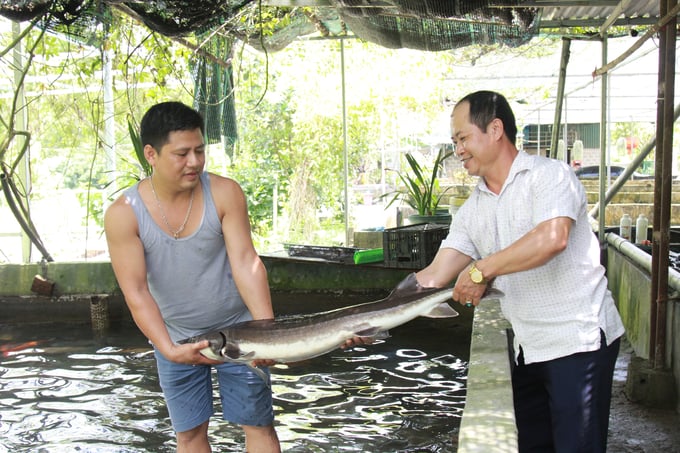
381;146;454;225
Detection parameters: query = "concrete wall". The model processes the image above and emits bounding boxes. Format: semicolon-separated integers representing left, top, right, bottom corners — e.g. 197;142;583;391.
606;233;680;410
0;261;119;296
0;255;412;325
0;256;412;297
606;239;654;359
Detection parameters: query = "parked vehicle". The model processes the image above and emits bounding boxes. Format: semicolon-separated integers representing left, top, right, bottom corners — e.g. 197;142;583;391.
573;165;654;180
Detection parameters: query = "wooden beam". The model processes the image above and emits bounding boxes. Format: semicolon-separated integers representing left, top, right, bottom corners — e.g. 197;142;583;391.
600;0;633;37
593;2;680;77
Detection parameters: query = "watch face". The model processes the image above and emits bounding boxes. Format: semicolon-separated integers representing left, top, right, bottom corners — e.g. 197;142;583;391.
470;268;482;283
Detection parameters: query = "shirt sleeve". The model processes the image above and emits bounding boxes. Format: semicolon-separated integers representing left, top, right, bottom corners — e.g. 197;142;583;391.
439;190;479;259
530;159;584;225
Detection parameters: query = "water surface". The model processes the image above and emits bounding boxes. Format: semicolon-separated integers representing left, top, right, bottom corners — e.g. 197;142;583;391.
0;302;469;452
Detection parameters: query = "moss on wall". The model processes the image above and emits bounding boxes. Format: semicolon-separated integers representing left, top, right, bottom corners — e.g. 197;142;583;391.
607;248;652;359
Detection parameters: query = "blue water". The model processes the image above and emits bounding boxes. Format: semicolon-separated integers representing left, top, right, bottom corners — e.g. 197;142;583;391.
0;306;469;452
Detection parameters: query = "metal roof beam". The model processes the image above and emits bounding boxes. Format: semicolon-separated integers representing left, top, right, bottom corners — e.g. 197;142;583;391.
261;0;332;5
540;17;660;28
519;1;619;5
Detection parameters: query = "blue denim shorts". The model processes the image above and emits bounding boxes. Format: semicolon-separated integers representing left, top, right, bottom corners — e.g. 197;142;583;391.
154;349;274;433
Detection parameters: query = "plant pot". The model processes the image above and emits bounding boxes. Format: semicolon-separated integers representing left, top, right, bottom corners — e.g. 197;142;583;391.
407;213;452;225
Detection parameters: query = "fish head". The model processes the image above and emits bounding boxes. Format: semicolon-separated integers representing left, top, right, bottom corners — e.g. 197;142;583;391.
194;331;255;363
196;331;227;361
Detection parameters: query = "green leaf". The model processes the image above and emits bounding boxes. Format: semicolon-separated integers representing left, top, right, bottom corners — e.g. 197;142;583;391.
381;146;453;216
128;118;152;177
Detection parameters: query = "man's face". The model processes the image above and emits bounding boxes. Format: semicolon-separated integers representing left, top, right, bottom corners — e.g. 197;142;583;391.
451;102;494;178
149;128;205;189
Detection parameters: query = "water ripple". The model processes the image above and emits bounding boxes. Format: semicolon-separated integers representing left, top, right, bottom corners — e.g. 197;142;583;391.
0;315;468;452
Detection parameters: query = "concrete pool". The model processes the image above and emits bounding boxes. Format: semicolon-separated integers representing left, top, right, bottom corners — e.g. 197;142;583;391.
0;292;473;452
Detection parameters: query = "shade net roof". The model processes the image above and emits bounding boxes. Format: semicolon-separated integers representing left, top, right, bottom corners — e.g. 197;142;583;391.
0;1;540;51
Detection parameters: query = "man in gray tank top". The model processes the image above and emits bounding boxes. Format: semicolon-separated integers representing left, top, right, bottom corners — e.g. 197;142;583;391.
104;102;280;452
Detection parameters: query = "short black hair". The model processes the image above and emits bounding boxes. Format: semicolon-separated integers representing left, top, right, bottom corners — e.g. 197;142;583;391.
457;91;517;144
139;101;205;151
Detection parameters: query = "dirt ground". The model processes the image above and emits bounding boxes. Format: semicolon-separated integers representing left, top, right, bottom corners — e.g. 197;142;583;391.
607;338;680;453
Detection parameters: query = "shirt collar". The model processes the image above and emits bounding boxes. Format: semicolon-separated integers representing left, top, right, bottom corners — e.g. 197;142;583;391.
477;150;532;195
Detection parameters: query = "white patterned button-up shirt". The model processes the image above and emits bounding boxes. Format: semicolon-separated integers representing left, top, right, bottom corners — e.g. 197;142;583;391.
441;151;625;364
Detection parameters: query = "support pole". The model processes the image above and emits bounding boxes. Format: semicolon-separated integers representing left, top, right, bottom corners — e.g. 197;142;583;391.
550;38;570;159
651;0;676;369
340;38;350;246
598;35;608;243
103;38;116;198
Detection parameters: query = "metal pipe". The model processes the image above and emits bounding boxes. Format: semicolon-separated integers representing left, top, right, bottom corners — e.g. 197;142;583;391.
606;232;680;292
598;35;608;243
340;38;350;246
588;103;680;221
103;38;116;197
550;38;571;159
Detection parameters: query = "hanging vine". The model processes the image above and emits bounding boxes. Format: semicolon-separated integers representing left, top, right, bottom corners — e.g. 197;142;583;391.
0;18;52;262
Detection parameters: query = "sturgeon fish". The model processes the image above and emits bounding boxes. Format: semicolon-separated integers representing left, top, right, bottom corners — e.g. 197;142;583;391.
183;273;504;373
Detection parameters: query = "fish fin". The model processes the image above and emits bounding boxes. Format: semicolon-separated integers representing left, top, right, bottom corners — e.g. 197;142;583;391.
421;302;459;318
354;327;390;341
374;330;390;340
222;344;254;361
354;326;381;337
248;364;271;388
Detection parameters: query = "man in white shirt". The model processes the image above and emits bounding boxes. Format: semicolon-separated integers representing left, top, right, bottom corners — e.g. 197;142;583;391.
417;90;624;452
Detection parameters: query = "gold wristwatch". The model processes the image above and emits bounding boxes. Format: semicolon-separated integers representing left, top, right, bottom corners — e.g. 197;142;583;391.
469;262;486;284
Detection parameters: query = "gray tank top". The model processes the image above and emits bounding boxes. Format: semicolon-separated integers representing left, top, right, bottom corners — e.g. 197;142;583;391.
124;171;252;342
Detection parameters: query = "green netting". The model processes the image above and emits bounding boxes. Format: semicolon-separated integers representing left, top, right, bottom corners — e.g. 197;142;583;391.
191;34;238;158
335;0;537;51
1;1;539;51
0;0;52;22
1;1;110;46
123;0;250;37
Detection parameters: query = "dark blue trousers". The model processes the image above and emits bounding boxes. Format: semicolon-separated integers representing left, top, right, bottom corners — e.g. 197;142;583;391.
511;331;621;453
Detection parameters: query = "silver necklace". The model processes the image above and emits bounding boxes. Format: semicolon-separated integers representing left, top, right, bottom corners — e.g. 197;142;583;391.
149;175;194;239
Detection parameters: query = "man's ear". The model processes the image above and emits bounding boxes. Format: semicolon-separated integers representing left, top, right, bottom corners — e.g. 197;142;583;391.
144;144;156;165
489;118;505;141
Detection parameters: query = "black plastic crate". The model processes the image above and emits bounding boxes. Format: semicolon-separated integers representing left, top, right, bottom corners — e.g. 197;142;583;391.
383;223;449;269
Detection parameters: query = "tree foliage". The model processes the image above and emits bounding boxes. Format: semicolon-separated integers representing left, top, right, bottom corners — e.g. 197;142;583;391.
4;11;642;261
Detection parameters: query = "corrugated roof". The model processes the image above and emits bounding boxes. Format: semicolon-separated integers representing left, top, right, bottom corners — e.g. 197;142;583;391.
538;0;665;28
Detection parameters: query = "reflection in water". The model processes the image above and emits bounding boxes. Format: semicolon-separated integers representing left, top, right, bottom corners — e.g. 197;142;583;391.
0;315;468;452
